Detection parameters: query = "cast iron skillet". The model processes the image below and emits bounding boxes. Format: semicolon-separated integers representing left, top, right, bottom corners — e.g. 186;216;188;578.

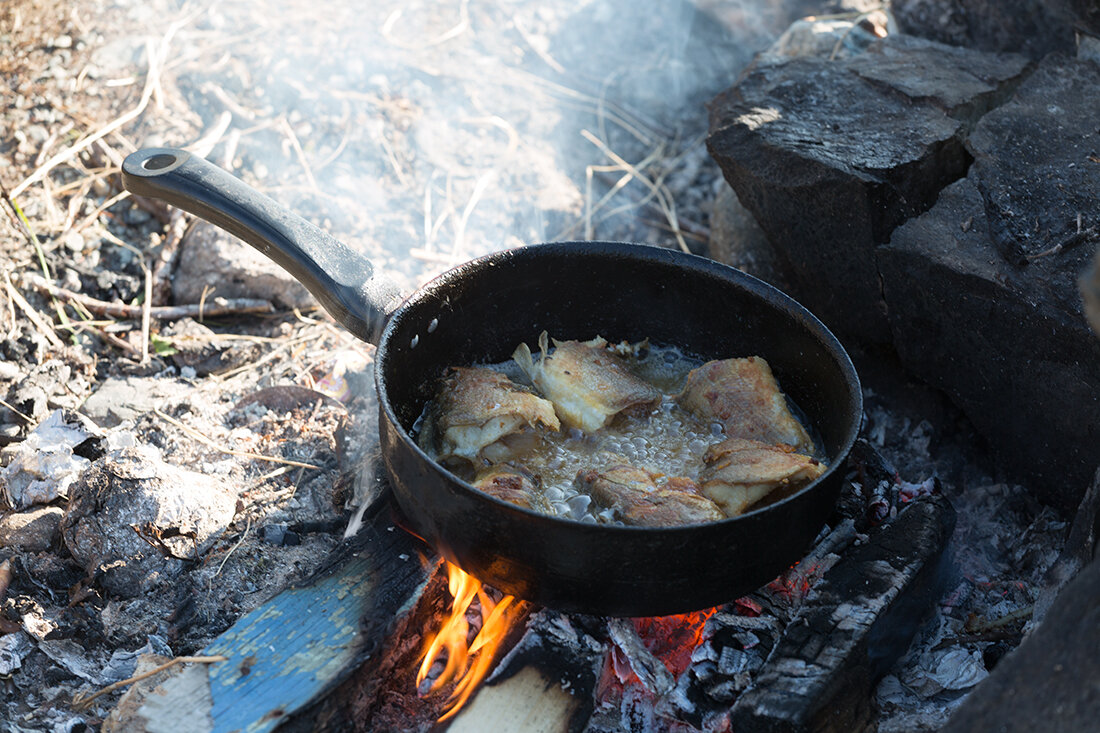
122;147;862;617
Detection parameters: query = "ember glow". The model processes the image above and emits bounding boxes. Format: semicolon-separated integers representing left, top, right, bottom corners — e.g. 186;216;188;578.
416;562;526;721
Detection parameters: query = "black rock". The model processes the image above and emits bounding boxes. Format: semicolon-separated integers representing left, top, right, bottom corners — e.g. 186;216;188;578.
707;34;1029;342
877;55;1100;513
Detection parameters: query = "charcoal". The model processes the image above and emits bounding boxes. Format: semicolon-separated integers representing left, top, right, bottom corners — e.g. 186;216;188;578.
891;0;1083;59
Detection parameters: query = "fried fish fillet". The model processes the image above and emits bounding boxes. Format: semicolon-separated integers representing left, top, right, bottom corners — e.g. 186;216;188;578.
473;464;551;512
699;438;826;516
575;462;725;527
513;332;661;433
418;367;560;466
677;356;814;453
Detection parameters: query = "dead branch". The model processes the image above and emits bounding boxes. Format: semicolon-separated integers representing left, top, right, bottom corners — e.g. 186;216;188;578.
21;272;274;320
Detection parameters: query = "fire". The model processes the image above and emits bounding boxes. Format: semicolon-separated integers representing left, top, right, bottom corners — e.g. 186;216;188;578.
416;562;525;721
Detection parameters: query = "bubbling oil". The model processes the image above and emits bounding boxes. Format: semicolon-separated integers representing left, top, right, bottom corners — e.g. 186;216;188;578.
482;344;726;523
421;343;823;524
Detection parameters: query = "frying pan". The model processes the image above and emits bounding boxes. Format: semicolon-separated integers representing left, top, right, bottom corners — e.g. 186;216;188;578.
122;147;862;617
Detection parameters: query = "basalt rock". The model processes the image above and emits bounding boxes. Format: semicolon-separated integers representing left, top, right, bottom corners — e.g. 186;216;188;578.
706;34;1029;342
877;56;1100;513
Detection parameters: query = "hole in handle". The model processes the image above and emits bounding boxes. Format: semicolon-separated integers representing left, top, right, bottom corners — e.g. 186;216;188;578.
142;153;178;171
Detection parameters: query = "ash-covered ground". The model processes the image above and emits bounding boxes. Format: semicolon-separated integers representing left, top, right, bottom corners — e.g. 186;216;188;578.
0;0;1070;730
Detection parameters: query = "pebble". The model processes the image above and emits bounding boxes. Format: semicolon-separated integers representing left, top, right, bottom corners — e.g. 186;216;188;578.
0;507;64;552
63;230;85;252
26;125;49;143
124;207;151;225
51;35;73;49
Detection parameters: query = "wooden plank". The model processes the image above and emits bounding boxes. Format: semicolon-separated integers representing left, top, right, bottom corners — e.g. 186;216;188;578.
132;501;432;733
447;666;582;733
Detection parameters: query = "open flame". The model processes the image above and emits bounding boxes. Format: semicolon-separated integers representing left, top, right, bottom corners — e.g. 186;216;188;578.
416;562;526;721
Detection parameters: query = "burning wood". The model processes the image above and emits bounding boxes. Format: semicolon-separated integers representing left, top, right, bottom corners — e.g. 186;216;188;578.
416;562;528;721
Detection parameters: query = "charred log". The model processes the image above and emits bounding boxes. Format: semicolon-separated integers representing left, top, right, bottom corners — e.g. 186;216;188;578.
728;493;956;733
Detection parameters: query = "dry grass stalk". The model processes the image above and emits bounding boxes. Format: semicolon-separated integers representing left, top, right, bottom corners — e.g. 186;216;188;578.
279;116;319;191
72;189;130;233
11;37;159;200
580;129;690;253
3;275;64;349
0;397;33;423
153;408;322;470
71;655;229;711
513;15;566;74
210;515;252;583
383;0;470;49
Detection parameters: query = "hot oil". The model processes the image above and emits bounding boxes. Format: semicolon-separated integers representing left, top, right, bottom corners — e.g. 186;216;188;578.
485;345;724;522
425;343;824;524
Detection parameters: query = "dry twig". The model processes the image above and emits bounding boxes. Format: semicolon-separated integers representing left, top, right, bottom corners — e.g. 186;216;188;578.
3;275;64;349
21;273;274;321
71;655;228;711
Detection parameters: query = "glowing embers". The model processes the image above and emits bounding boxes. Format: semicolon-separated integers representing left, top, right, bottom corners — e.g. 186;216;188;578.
416;562;526;721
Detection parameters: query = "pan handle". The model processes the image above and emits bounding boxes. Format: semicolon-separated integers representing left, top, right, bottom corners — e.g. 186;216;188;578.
121;147;404;344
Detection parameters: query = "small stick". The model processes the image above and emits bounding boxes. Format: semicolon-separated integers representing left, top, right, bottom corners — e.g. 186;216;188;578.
0;396;34;422
151;211;191;305
63;320;143;357
211;515;252;583
22;273;274;320
153;408;321;469
71;655;228;711
141;266;152;363
3;276;64;348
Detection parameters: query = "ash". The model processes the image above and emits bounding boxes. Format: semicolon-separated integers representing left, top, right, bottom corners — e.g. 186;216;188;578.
859;370;1066;732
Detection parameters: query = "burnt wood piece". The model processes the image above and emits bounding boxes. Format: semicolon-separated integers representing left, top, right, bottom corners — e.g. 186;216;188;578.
728;493;956;733
123;499;432;733
878;56;1100;514
942;554;1100;733
706;34;1029;342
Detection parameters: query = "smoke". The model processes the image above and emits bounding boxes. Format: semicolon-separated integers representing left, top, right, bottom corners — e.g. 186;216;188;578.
149;0;806;291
